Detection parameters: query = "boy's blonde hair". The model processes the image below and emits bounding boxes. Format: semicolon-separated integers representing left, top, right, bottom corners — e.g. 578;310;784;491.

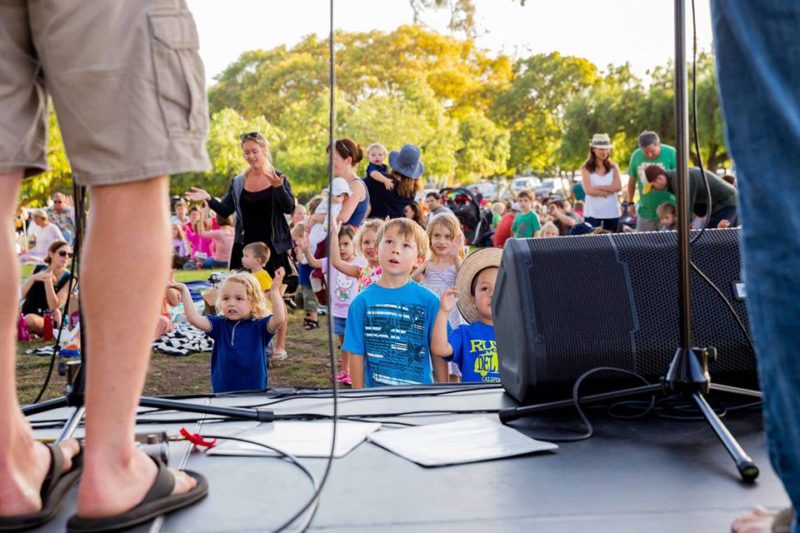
218;272;269;318
376;218;429;260
366;143;386;156
539;222;559;237
354;218;384;253
243;241;271;265
290;222;306;241
426;212;465;259
491;202;506;216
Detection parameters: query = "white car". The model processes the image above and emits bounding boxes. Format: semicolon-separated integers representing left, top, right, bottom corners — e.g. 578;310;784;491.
511;176;541;196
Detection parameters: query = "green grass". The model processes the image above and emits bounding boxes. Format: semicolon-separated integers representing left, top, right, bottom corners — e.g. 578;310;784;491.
16;310;335;404
16;263;336;404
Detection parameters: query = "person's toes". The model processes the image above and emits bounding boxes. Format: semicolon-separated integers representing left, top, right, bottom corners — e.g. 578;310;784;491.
58;438;81;472
168;468;197;495
731;506;777;533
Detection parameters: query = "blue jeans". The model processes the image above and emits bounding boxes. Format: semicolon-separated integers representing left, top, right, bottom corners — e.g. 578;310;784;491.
712;1;800;529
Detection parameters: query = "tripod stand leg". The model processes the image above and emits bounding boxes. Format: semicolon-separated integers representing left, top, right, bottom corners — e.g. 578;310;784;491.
57;406;85;443
692;392;759;482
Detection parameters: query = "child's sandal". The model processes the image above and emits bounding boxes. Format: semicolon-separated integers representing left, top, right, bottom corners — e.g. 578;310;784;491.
303;318;320;330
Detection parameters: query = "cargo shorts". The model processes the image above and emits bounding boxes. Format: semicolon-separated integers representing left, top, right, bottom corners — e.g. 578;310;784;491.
0;0;210;185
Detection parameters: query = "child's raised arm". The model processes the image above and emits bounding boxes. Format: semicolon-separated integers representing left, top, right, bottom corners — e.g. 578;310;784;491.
267;268;286;334
431;287;457;359
169;282;212;332
329;220;362;278
298;235;323;269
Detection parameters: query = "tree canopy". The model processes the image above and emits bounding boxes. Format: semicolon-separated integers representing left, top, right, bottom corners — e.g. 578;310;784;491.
21;25;729;204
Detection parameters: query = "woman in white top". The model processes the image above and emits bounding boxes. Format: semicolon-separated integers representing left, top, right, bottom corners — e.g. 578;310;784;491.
581;133;622;232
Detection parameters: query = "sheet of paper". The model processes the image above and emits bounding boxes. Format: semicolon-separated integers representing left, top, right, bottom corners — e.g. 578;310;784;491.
208;421;382;458
367;417;557;467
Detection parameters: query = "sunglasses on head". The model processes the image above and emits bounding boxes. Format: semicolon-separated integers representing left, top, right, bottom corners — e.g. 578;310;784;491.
57;250;73;258
335;139;352;157
239;131;264;142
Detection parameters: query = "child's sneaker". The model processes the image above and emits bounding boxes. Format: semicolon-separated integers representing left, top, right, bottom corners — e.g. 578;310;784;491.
332;370;347;382
341;373;352;386
335;371;350;385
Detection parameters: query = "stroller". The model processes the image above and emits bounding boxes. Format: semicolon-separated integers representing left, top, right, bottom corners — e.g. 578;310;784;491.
440;187;494;247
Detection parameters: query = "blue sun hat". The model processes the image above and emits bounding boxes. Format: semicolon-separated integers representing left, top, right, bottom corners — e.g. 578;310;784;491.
388;144;424;179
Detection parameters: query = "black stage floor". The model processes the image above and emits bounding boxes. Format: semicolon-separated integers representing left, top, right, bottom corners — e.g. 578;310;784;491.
28;385;788;532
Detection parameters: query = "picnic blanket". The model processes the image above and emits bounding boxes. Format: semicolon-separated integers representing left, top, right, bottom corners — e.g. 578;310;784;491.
153;321;213;356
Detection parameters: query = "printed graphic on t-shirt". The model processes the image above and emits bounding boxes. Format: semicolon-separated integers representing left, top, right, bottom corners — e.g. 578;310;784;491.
364;302;429;385
469;338;499;382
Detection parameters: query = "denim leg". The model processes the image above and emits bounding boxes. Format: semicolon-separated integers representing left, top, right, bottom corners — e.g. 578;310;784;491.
711;1;800;528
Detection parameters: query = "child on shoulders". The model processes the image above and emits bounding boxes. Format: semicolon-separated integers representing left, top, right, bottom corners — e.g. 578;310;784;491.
343;218;446;388
431;248;501;383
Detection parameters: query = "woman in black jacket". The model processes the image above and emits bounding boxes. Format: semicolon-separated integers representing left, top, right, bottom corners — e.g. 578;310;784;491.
187;131;295;272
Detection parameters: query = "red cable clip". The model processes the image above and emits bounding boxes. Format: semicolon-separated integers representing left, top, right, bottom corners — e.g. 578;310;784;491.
179;427;217;449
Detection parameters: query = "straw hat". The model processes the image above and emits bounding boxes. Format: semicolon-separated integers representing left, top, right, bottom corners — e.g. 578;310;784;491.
455;247;503;324
589;133;613;149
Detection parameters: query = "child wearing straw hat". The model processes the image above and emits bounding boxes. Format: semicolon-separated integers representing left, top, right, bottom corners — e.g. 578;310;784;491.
430;248;502;383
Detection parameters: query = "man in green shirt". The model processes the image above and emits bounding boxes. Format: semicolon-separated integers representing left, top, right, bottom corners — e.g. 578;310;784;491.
626;131;677;232
512;190;541;238
644;166;739;228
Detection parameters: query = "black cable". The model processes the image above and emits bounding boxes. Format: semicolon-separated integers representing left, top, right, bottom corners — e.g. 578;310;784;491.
683;0;753;353
32;182;83;403
690;260;755;350
198;434;319;533
511;367;656;443
277;2;339;529
689;0;713;245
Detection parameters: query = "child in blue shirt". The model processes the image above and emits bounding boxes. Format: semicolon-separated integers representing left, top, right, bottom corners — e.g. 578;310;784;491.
344;218;446;387
171;269;286;393
431;248;501;383
365;142;394;190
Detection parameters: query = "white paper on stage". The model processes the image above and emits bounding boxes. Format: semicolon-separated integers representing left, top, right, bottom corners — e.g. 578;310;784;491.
367;417;558;467
208;421;381;458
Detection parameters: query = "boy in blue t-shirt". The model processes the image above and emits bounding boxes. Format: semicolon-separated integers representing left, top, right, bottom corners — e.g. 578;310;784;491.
431;248;501;383
344;218;446;388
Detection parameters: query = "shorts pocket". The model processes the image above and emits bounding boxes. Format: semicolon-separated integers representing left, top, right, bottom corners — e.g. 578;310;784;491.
148;11;207;136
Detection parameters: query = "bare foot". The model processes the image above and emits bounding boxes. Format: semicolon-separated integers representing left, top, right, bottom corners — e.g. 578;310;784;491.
732;505;792;533
76;446;196;518
0;438;81;516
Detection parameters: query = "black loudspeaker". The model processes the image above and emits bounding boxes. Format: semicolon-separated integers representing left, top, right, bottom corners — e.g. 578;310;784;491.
493;228;758;403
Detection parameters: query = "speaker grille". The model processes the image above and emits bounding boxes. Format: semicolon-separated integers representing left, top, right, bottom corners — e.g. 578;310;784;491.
500;229;755;396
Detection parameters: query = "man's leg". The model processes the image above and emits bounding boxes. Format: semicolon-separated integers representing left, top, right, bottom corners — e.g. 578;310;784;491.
711;1;800;531
76;176;195;517
0;172;79;516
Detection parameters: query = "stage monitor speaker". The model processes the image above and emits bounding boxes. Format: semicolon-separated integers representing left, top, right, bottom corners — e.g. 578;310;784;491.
493;228;757;403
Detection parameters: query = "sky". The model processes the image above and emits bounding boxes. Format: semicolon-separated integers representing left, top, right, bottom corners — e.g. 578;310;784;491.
187;0;715;86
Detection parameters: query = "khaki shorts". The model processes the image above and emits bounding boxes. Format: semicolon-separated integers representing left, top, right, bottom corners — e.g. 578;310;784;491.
0;0;209;185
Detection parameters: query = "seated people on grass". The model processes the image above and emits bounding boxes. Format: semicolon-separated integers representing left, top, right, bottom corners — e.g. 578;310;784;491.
19;240;76;336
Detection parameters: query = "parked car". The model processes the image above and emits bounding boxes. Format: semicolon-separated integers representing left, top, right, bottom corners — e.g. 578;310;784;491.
535;177;571;199
466;181;499;202
510;176;541;196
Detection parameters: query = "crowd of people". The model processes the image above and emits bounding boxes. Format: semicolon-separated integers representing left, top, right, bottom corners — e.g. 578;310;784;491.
3;1;796;531
14;128;743;390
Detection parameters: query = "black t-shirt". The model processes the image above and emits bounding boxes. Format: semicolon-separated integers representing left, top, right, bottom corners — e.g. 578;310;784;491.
21;265;72;316
363;176;414;220
240;188;274;248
